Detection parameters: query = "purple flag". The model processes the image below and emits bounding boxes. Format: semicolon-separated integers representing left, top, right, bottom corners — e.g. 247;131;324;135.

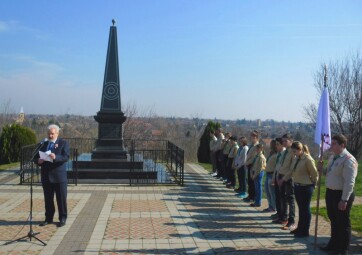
314;86;331;151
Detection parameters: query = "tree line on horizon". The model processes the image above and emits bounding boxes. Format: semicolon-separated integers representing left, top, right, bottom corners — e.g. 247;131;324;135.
1;50;361;163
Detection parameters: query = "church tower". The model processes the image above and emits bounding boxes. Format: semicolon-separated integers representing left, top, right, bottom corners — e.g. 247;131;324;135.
15;107;25;124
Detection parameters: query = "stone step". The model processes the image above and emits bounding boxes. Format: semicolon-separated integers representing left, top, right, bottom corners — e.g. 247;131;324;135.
74;160;143;169
68;169;157;180
74;179;156;184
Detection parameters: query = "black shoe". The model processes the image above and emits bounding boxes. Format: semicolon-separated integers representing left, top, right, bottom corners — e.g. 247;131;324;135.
39;220;53;226
290;228;298;234
58;219;66;227
294;233;309;238
335;250;348;255
319;245;335;252
243;197;252;202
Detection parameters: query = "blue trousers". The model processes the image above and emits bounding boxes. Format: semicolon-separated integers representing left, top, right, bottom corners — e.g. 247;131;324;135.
264;173;276;210
254;171;264;206
237;165;247;193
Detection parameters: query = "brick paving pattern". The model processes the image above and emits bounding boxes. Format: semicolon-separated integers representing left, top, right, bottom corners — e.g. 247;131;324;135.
0;164;361;255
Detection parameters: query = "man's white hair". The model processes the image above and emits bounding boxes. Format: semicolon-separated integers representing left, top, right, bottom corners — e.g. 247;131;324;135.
48;124;60;133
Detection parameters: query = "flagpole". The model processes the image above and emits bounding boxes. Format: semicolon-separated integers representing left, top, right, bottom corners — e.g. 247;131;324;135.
314;65;328;249
314;135;324;248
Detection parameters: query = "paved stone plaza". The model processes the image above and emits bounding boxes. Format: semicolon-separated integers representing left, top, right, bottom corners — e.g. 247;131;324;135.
0;164;361;255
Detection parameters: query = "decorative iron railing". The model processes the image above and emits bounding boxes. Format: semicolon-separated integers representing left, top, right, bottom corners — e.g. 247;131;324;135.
19;139;184;186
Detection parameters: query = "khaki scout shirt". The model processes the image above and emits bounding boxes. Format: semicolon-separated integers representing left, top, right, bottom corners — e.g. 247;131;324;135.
292;153;318;185
278;148;294;181
272;148;286;183
209;135;217;152
228;142;239;159
215;133;225;151
223;140;232;155
265;153;277;174
251;152;266;179
326;149;358;201
245;142;259;166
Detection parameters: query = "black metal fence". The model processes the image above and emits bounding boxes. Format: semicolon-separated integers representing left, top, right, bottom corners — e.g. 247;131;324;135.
19;138;184;186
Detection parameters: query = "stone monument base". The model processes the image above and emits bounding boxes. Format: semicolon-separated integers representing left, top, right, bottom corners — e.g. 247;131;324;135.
72;160;157;184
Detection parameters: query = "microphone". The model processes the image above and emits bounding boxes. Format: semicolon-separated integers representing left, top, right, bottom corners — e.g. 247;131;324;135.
38;138;48;145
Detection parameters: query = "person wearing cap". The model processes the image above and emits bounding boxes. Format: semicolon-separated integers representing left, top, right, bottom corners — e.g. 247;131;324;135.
319;134;358;255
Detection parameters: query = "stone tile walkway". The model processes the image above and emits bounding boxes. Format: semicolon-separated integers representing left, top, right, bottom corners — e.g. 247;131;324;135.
0;164;361;255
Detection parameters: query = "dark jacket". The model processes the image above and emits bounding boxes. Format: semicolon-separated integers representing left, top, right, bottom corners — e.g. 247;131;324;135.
36;138;70;183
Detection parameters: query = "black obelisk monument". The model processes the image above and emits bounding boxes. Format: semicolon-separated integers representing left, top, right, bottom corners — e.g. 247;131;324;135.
92;20;128;160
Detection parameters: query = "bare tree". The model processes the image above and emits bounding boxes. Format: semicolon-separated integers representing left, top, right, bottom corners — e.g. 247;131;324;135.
0;99;15;131
122;102;156;140
304;51;362;159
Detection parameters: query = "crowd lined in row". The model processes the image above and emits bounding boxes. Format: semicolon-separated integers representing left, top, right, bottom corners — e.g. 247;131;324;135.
208;129;358;255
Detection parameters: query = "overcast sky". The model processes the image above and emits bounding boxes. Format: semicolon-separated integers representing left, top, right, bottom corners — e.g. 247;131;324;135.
0;0;361;122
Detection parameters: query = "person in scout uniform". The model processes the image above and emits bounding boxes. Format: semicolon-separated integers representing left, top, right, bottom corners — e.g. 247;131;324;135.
233;136;249;197
249;144;266;207
209;131;218;176
243;130;260;203
271;137;286;222
276;134;296;231
213;128;225;178
319;134;358;255
264;139;278;213
220;132;232;182
290;141;318;238
226;136;239;189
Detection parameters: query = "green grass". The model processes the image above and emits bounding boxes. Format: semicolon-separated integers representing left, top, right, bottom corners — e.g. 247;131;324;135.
198;163;213;173
311;204;362;235
0;162;20;170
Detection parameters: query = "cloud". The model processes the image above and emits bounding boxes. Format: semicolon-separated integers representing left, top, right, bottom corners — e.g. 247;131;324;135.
0;21;10;32
0;20;49;41
0;57;100;116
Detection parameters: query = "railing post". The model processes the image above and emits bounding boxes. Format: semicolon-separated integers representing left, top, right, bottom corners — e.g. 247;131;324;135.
74;148;78;186
20;147;24;185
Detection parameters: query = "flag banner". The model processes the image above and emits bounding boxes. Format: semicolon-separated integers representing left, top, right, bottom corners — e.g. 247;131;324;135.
314;86;331;152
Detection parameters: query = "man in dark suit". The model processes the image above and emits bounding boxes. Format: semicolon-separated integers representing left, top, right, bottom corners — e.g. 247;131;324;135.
36;124;69;227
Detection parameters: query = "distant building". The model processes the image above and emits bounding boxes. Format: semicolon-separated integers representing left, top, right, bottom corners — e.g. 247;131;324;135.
15;107;25;124
257;119;262;128
151;130;163;137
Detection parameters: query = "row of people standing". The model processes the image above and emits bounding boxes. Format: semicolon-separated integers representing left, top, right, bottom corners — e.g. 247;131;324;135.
209;130;265;207
209;130;358;254
210;130;317;236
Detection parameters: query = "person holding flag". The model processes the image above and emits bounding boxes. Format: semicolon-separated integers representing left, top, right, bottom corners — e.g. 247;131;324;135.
318;134;358;255
314;66;358;254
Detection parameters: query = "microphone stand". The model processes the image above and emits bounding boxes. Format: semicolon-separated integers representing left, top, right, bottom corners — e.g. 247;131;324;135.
5;142;47;246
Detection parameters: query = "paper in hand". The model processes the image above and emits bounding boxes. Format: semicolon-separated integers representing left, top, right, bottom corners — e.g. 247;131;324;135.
39;150;53;163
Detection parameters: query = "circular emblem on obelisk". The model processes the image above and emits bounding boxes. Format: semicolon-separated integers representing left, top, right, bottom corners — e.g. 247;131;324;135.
103;82;119;100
